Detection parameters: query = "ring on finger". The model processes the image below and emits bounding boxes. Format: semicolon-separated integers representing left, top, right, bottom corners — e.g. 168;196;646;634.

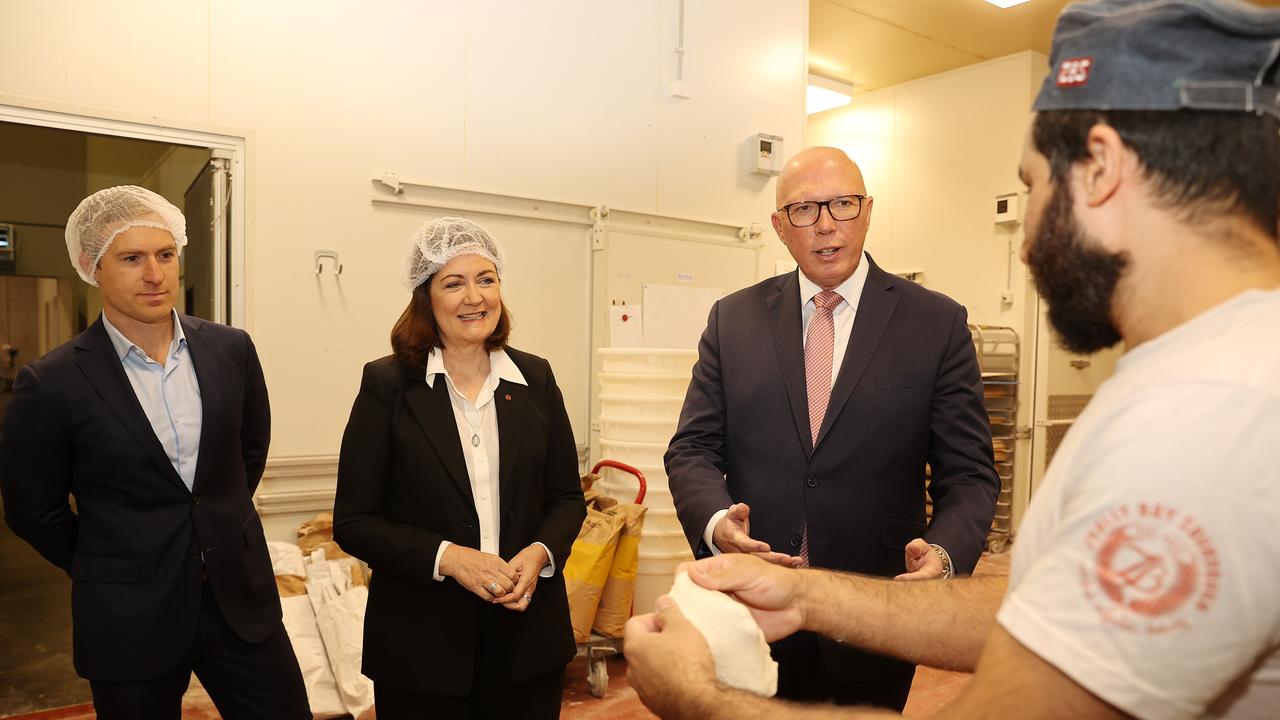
486;581;501;594
522;593;532;602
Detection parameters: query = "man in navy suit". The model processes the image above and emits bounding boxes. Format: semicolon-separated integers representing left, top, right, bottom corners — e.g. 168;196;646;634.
666;148;999;710
0;186;308;719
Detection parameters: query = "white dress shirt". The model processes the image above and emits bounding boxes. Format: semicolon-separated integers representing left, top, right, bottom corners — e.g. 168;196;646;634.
702;254;870;554
102;310;203;492
425;349;556;581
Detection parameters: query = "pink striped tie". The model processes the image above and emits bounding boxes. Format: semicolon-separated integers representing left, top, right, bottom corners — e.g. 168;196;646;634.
798;290;842;568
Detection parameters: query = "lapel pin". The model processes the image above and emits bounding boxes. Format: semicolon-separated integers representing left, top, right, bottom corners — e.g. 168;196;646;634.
504;394;512;401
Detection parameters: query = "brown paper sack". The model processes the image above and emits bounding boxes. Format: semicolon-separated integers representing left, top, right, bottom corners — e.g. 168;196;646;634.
592;503;647;638
275;574;308;597
562;507;624;643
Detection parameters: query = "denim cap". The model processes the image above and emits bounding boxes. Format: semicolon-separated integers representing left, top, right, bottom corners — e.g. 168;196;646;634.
1034;0;1280;120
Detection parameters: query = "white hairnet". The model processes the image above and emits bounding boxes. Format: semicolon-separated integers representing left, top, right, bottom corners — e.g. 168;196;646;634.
400;216;507;292
65;185;187;286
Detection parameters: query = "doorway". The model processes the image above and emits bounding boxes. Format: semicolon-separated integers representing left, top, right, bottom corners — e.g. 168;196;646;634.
0;114;239;714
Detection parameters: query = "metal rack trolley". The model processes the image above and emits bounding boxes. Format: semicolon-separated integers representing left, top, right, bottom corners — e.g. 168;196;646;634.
923;325;1019;553
970;324;1019;553
577;459;647;698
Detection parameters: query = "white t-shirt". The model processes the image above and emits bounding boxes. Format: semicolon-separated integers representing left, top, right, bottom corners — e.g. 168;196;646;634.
998;289;1280;720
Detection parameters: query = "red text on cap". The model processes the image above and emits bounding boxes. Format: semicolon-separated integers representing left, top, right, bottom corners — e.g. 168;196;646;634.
1057;57;1093;88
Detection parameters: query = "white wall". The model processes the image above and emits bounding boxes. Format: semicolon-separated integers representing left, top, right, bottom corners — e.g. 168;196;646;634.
0;0;807;463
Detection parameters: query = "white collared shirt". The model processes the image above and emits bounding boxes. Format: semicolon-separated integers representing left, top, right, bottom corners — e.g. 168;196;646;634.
425;349;555;581
797;251;870;390
102;310;202;492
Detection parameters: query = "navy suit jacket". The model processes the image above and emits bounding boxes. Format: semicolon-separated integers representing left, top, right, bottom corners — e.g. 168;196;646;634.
0;315;278;682
666;255;999;680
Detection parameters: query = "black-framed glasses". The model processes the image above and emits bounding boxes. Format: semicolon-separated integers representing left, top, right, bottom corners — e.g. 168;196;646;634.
778;194;866;227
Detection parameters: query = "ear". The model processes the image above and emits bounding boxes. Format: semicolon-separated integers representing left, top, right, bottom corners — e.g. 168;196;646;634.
862;195;874;225
1074;123;1128;208
770;211;787;241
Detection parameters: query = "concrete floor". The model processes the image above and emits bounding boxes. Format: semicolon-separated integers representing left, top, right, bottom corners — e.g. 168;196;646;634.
0;497;91;717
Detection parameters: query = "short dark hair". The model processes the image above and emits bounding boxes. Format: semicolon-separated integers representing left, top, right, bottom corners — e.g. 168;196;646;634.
390;280;512;368
1032;110;1280;241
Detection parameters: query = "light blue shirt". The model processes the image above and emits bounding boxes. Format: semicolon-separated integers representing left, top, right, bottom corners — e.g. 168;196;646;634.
102;310;203;492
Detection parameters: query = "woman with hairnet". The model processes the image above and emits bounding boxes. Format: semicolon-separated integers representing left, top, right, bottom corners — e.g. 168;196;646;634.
333;217;585;717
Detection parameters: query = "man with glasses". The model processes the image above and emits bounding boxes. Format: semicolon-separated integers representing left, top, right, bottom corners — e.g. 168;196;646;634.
665;146;999;709
641;1;1280;717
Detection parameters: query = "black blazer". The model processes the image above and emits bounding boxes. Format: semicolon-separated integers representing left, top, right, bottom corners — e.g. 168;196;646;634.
333;348;585;695
666;255;999;679
0;316;278;682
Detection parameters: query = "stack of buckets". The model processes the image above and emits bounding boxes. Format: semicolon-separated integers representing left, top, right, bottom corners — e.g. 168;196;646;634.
595;348;697;615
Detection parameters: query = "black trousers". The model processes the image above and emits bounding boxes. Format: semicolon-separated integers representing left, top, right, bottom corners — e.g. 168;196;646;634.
89;581;309;720
773;631;916;711
373;603;565;719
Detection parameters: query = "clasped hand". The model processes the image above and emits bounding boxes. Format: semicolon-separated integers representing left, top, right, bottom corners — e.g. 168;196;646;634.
439;543;548;611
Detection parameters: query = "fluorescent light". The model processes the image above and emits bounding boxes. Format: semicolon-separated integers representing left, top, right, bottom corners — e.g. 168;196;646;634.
985;0;1031;7
807;73;853;115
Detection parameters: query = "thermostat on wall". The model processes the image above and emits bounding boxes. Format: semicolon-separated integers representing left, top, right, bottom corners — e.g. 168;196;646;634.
994;192;1020;225
753;133;784;176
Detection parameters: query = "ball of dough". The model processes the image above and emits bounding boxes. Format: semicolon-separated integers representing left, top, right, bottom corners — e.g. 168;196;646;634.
667;571;778;696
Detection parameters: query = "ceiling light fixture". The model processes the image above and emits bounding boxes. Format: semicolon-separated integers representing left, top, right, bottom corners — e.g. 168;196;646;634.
807;73;854;115
985;0;1031;8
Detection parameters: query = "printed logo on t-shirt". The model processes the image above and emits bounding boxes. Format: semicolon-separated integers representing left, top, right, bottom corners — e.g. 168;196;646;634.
1079;502;1220;635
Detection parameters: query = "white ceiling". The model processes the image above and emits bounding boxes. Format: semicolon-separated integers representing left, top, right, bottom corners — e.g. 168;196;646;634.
810;0;1280;95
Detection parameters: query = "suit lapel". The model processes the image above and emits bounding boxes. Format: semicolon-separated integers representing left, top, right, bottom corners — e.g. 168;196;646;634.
766;271;814;455
182;316;221;492
815;256;898;449
73;319;186;489
495;379;527;510
403;371;474;505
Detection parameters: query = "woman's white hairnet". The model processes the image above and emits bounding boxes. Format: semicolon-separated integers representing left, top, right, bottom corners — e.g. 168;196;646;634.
65;185;187;286
400;216;508;291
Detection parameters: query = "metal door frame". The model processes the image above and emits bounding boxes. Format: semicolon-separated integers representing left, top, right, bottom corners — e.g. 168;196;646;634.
0;98;251;328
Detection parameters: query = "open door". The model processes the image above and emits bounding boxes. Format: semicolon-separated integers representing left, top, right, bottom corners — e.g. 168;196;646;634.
182;153;230;322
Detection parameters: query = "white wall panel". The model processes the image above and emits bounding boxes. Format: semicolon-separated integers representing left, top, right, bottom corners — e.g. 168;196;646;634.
465;1;660;210
0;0;209;122
655;0;807;279
0;0;807;458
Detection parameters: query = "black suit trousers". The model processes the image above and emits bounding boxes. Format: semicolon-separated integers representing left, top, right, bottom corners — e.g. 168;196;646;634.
89;576;308;720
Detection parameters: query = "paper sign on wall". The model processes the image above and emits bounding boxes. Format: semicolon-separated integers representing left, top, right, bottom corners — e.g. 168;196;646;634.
609;305;644;347
642;284;726;350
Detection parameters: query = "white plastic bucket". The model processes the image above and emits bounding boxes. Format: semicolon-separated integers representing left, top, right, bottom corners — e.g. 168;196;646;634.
598;372;690;397
598;415;677;443
598;461;667;488
639;528;691;555
599;478;674;511
598;438;667;468
598;348;697;375
599;394;685;420
633;548;695;614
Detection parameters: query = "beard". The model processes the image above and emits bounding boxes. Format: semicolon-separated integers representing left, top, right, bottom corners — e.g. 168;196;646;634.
1025;181;1128;354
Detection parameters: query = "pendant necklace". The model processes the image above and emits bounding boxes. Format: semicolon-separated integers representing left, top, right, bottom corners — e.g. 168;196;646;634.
460;405;482;447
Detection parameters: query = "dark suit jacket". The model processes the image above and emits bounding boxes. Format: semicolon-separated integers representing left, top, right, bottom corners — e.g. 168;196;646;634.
333;348;585;696
0;315;278;682
666;255;999;680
